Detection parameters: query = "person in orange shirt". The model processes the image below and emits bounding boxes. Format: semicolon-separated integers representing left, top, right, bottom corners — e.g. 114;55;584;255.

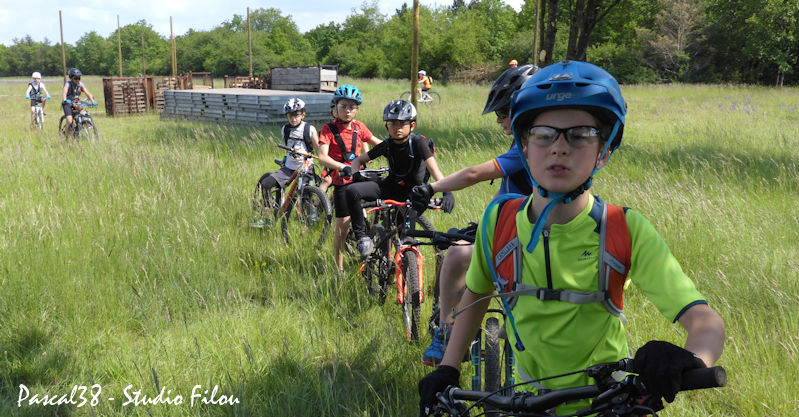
417;70;432;99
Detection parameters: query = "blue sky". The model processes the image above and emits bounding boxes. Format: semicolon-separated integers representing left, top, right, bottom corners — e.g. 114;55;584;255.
1;0;524;46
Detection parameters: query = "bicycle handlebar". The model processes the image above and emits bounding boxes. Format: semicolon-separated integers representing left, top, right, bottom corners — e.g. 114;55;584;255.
405;229;475;245
435;363;726;417
362;197;442;210
277;144;318;159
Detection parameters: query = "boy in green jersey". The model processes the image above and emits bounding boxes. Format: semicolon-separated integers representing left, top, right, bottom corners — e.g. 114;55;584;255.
418;61;726;415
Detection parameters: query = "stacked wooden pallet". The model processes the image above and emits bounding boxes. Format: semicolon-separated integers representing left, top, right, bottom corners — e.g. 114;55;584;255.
160;88;333;125
102;77;152;116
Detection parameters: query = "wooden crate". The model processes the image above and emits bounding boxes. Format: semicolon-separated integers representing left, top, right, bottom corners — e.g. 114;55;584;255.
270;65;337;92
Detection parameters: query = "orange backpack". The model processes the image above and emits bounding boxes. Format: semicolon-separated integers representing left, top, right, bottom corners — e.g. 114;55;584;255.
484;195;631;321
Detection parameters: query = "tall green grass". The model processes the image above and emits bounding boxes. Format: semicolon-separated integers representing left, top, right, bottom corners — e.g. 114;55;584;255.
1;77;797;416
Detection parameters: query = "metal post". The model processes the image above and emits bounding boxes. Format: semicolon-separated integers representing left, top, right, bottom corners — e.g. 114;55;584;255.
141;28;146;76
170;17;177;78
59;10;66;83
411;0;420;104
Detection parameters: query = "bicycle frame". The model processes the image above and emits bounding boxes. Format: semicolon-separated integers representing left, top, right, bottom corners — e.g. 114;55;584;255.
362;199;425;305
276;158;314;216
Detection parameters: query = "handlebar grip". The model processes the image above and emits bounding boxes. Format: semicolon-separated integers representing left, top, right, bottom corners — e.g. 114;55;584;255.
406;229;437;239
681;366;726;391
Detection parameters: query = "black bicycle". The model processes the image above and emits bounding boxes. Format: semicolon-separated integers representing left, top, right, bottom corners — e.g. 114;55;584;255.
408;224;514;406
432;358;726;417
59;100;98;140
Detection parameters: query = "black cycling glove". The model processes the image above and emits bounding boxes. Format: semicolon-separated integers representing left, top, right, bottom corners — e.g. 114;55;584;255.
340;165;353;178
418;365;460;417
411;184;434;215
441;192;455;213
633;340;706;403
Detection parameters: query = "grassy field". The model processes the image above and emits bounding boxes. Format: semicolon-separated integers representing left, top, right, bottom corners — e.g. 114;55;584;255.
1;76;798;416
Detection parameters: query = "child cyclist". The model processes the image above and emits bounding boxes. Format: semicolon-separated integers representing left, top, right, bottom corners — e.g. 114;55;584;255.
251;98;321;228
317;84;382;272
345;100;454;257
25;72;51;120
418;61;725;415
413;64;539;366
61;68;97;136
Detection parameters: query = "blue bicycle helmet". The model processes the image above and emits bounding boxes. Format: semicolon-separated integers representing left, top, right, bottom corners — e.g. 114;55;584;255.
511;60;626;151
332;84;363;105
510;60;628;254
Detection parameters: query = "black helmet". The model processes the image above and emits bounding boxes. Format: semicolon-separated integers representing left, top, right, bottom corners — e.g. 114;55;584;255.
482;64;539;115
68;68;82;78
382;100;417;121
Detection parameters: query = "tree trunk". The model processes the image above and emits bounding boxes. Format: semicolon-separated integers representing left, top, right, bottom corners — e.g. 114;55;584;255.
566;0;586;60
541;0;559;65
574;0;601;61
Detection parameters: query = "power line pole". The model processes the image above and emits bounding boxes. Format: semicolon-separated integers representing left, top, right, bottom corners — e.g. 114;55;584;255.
248;7;253;77
411;0;420;104
170;16;177;78
117;15;123;77
59;10;66;83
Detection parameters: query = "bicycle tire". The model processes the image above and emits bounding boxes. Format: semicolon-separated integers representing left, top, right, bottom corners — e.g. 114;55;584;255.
400;250;422;342
281;185;332;247
362;223;391;303
58;115;69;138
400;91;412;102
425;91;441;106
33;108;44;130
253;181;281;221
484;317;502;397
83;115;99;139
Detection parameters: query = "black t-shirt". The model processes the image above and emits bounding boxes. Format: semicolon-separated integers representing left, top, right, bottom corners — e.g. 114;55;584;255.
367;134;433;187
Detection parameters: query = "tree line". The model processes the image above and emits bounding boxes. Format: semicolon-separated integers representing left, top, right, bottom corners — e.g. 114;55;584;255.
1;0;796;86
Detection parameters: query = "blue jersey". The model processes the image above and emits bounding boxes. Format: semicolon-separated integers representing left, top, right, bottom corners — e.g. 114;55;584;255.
492;142;532;195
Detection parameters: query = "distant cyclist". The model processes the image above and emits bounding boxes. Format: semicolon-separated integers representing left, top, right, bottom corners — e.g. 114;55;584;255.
508;59;518;68
417;70;432;99
24;72;51;122
61;68;97;136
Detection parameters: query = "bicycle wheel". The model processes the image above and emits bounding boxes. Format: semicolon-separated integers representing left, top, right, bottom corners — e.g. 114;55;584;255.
424;91;441;106
281;185;332;247
400;250;422;342
400;91;412;102
58;116;69;138
34;108;44;130
361;224;392;303
83;115;99;139
252;181;281;222
483;317;502;417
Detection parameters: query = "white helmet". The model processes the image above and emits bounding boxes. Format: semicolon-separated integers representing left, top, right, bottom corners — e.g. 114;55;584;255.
283;98;306;114
418;70;426;76
32;72;41;79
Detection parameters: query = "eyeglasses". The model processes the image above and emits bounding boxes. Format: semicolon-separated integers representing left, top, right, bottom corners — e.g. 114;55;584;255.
337;103;359;111
71;77;81;81
386;120;412;127
495;108;509;119
286;112;304;117
525;125;602;147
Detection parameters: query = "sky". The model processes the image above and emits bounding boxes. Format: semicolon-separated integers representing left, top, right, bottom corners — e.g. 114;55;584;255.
0;0;524;46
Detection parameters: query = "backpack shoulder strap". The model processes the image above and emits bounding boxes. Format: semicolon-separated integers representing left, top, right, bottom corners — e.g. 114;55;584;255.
327;122;353;161
599;202;631;316
282;124;290;146
302;122;313;152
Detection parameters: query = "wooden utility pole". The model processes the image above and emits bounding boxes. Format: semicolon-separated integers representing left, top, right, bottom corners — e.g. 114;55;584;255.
534;0;541;66
141;28;146;75
59;11;67;82
411;0;420;104
247;7;253;77
117;15;123;76
170;16;177;77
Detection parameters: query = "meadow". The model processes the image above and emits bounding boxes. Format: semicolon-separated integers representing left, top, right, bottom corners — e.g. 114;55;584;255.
1;76;797;416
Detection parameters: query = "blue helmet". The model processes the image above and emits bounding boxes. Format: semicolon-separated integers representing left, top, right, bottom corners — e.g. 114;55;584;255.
332;84;363;105
511;60;626;151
